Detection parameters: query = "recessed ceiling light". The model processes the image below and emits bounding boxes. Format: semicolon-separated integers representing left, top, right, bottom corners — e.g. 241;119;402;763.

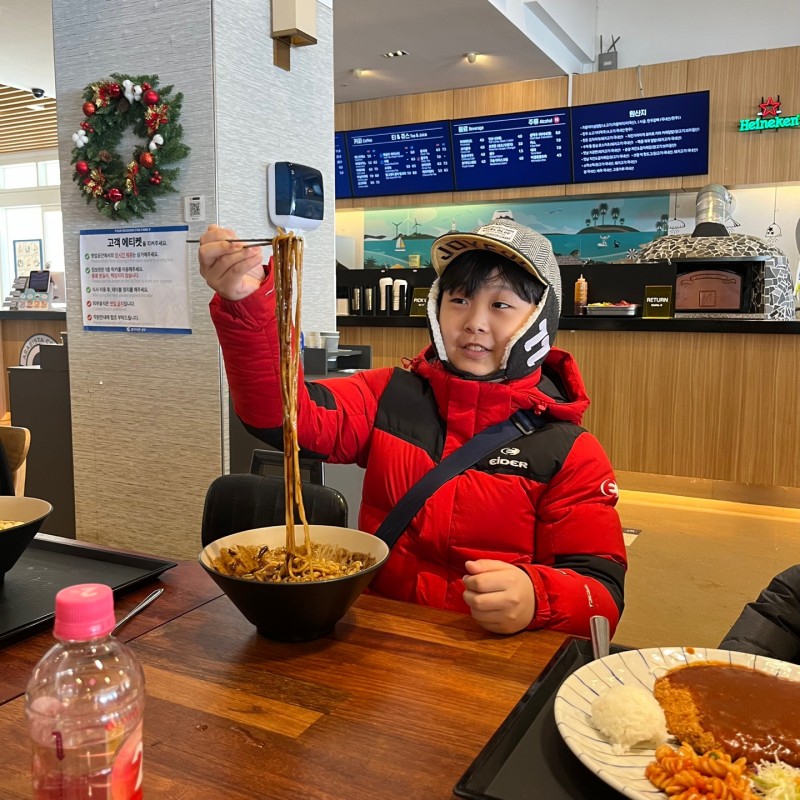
381;49;409;58
26;104;46;111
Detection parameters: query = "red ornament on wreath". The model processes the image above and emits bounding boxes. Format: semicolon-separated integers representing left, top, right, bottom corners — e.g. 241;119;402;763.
70;72;190;222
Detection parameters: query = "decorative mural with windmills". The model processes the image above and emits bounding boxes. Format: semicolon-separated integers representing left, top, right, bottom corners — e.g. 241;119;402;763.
360;196;671;268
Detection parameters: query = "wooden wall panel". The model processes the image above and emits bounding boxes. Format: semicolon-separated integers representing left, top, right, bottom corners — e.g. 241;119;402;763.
340;327;430;369
571;61;689;106
345;89;454;130
560;329;800;487
687;46;800;188
451;77;567;117
347;325;800;488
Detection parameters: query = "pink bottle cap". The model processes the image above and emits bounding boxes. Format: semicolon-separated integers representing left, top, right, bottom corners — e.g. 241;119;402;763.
54;583;116;640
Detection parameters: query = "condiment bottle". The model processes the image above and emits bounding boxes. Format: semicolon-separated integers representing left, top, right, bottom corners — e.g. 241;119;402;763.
25;584;145;799
574;274;588;315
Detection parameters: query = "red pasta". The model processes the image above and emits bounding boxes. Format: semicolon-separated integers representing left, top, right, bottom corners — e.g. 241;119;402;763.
645;743;757;799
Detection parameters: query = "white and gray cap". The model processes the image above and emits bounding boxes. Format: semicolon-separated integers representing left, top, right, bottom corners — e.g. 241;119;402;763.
426;220;562;381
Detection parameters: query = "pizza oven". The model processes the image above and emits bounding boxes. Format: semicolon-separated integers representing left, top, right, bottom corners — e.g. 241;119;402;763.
636;184;795;320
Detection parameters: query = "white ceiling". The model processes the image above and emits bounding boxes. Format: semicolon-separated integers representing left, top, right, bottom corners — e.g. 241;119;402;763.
0;0;566;104
333;0;564;102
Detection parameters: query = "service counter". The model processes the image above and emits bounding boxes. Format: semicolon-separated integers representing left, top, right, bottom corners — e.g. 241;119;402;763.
0;310;67;417
337;315;800;502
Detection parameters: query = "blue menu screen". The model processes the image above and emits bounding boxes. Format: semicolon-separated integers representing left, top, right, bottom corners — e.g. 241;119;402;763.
334;133;352;199
571;91;709;183
346;121;455;197
451;108;571;190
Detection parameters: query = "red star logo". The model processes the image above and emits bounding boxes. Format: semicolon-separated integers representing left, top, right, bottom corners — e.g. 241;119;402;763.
759;96;781;118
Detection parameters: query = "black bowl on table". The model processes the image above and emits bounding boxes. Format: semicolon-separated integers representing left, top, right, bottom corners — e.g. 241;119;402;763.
199;524;390;642
0;497;53;580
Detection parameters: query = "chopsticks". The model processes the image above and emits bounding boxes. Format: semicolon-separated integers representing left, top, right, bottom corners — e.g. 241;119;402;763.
186;238;273;246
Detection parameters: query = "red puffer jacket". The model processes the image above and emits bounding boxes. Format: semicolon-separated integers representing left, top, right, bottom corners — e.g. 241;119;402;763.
210;272;627;637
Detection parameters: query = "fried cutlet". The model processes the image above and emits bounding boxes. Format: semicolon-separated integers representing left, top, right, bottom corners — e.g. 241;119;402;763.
653;661;800;766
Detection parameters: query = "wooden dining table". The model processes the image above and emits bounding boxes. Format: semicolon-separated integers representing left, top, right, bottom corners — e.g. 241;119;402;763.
0;558;571;799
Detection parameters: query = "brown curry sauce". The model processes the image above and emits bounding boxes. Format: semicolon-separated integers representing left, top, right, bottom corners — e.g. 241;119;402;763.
664;662;800;766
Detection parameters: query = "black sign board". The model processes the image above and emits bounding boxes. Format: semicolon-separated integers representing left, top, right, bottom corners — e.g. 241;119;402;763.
451;108;571;191
571;91;709;183
346;121;455;198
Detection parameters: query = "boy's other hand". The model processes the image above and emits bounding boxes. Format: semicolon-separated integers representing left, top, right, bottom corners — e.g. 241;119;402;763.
198;224;266;301
462;560;536;634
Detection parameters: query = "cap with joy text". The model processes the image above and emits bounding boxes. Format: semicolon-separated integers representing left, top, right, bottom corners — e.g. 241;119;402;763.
430;220;561;317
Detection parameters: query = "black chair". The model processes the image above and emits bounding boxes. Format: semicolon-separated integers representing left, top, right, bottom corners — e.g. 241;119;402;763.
201;473;349;548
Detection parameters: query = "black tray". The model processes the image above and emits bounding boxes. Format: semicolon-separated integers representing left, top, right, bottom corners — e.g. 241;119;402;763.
0;534;177;648
454;638;628;800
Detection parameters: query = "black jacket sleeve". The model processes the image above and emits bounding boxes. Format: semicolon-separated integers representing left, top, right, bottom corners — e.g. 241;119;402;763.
718;565;800;664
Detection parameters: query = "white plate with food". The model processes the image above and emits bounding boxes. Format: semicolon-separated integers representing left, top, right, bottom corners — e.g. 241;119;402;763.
553;646;800;800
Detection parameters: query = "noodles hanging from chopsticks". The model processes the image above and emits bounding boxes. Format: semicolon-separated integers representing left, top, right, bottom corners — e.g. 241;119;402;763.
272;230;311;564
208;231;373;584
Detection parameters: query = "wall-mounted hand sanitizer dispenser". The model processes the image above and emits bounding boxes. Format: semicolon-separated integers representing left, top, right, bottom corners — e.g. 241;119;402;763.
267;161;324;231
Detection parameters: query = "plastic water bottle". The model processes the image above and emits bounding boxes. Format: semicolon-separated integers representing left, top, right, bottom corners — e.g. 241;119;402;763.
25;584;145;799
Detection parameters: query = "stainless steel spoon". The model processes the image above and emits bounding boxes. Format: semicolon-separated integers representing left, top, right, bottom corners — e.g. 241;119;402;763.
590;615;610;660
113;588;164;634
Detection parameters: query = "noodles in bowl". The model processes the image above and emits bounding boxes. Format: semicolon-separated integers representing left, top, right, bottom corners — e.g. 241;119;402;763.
199;229;390;639
210;540;374;583
199;525;390;641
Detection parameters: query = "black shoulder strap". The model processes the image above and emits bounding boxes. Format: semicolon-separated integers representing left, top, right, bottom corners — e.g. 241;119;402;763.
374;410;546;549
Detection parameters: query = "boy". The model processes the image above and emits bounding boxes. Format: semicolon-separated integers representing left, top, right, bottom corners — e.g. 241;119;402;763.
199;219;626;636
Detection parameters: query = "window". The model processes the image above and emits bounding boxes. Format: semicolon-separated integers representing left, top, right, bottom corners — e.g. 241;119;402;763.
38;161;61;187
0;163;38;190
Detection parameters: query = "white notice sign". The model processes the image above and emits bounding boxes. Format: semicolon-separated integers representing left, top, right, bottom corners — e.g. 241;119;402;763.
79;225;191;334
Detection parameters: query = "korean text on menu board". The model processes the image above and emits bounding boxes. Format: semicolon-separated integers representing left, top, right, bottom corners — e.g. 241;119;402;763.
451;109;572;191
571;91;710;183
345;121;454;198
78;225;191;334
334;132;353;199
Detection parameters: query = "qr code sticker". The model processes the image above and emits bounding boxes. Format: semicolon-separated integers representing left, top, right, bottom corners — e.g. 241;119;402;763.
185;196;205;222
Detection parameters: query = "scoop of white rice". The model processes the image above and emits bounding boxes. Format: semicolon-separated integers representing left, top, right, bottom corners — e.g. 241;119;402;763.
590;685;668;754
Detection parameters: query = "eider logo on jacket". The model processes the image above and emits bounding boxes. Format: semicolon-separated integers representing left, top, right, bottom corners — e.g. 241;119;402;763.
489;454;529;469
501;447;520;456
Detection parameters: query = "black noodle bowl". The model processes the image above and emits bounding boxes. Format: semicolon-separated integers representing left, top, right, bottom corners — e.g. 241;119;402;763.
199;524;390;641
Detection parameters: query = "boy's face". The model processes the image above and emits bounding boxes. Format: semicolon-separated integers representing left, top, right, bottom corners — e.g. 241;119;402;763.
438;272;537;377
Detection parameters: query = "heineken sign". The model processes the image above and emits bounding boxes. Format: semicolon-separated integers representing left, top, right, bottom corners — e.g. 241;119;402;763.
739;95;799;132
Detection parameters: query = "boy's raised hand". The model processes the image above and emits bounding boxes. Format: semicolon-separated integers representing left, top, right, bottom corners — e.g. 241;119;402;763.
198;224;266;302
462;560;536;634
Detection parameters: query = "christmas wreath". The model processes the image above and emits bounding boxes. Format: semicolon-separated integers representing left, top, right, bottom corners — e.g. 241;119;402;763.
70;73;190;222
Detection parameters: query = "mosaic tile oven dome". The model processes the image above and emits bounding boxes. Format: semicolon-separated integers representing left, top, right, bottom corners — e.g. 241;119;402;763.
633;185;795;321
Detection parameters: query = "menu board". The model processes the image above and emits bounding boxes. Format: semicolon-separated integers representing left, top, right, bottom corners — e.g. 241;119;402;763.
571;91;709;183
451;108;571;190
334;133;353;199
345;121;454;197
